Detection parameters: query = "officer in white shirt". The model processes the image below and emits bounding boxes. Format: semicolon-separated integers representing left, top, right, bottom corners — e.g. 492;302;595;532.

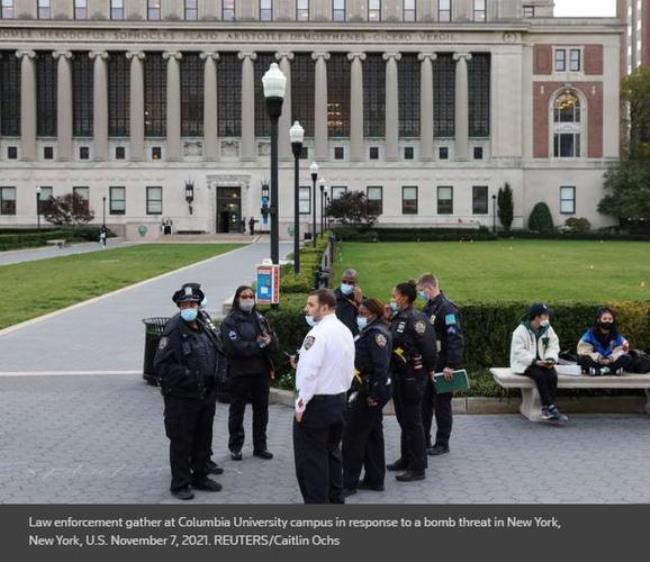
292;289;355;504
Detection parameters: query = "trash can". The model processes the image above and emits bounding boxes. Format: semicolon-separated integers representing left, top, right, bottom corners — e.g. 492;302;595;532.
142;317;170;385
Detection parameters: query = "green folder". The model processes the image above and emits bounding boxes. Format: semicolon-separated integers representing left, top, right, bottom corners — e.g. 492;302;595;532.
432;369;470;393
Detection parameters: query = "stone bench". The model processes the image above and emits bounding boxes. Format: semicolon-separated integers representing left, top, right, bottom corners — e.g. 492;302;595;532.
46;239;67;248
490;367;650;421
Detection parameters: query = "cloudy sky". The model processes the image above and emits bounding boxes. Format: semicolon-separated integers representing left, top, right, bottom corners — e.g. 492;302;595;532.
554;0;616;17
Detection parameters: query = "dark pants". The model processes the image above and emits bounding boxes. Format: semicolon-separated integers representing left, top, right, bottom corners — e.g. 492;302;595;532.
577;354;634;373
163;394;213;491
293;393;346;504
392;372;428;473
228;373;270;453
523;365;558;407
342;396;385;489
422;377;453;448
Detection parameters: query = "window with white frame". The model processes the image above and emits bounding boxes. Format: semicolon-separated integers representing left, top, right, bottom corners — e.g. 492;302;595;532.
146;186;163;215
523;5;534;17
299;186;311;214
554;49;566;72
37;0;50;19
111;0;124;19
184;0;198;20
473;0;486;21
1;0;15;19
560;186;576;214
260;0;272;21
332;0;345;22
110;186;126;215
331;186;347;200
403;0;415;21
569;49;581;71
368;0;380;21
367;186;383;215
402;186;418;214
472;186;488;214
438;0;451;22
223;0;235;20
296;0;309;20
74;0;87;19
147;0;161;20
0;186;16;215
437;186;453;214
553;90;582;158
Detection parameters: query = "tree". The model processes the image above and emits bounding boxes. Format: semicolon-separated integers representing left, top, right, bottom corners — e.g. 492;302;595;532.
497;182;514;232
326;191;377;228
621;65;650;160
528;202;554;233
598;160;650;231
43;193;95;227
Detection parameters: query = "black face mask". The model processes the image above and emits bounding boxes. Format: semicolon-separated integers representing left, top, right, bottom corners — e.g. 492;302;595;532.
599;322;614;331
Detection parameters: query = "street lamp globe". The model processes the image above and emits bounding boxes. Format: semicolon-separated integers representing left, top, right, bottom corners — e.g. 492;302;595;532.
289;121;305;145
262;63;286;121
310;161;319;179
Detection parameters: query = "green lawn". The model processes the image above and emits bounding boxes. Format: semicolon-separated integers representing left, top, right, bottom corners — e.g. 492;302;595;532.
335;240;650;304
0;244;243;329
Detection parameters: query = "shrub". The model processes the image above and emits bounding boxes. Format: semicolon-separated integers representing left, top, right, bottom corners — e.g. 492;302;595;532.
497;183;514;232
564;217;591;233
332;227;495;242
528;202;554;233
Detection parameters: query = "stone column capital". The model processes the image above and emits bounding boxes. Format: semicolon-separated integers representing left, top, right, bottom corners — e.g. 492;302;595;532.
275;52;294;62
347;52;367;62
311;52;330;61
89;50;109;60
163;51;183;61
126;51;146;60
418;52;438;61
200;51;220;61
453;52;473;62
53;50;73;60
238;51;257;61
382;52;402;62
16;50;36;60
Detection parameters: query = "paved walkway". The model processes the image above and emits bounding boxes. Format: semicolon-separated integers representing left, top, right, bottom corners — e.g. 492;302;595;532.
0;239;136;266
0;240;291;373
1;374;649;504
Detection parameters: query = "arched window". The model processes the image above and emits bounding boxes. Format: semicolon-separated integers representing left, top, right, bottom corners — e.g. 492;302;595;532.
552;89;584;158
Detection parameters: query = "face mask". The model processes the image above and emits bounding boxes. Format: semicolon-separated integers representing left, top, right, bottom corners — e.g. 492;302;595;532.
305;315;317;328
239;298;255;312
340;283;354;296
540;319;550;328
181;308;198;322
390;301;400;314
356;316;368;331
599;322;613;331
418;291;428;301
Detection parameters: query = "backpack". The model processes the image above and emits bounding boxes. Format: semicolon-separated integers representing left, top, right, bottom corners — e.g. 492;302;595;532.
630;349;650;374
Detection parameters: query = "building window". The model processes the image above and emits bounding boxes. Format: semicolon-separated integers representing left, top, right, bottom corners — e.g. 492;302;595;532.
259;0;272;20
553;91;582;158
331;186;347;200
363;54;385;138
437;186;453;214
328;54;350;137
523;5;534;17
560;186;576;214
291;54;315;137
473;146;483;159
74;0;87;19
146;186;163;214
399;54;420;137
147;0;161;20
554;91;581;123
0;186;16;215
300;146;308;159
1;0;15;19
37;0;50;19
37;52;57;137
332;0;345;22
184;0;197;20
115;146;126;159
7;146;18;159
108;53;129;137
217;53;241;137
368;0;380;21
403;0;415;21
438;0;451;22
73;186;90;213
369;146;379;159
72;52;94;137
334;146;345;159
404;146;414;159
468;53;490;137
144;53;167;137
434;54;455;137
472;185;488;214
299;186;311;214
254;53;276;137
473;0;486;22
181;53;203;137
367;186;383;215
0;51;21;136
296;0;309;20
111;0;124;20
223;0;235;20
555;49;566;72
38;186;53;213
79;146;89;159
110;186;126;215
569;49;581;72
151;146;162;159
402;186;418;214
554;134;580;158
43;146;54;159
439;146;449;159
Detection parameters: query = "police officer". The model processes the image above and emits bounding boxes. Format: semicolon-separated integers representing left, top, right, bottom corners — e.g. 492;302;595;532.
417;273;463;456
386;280;438;482
335;268;363;336
220;285;278;461
292;289;355;503
154;283;223;500
342;298;392;497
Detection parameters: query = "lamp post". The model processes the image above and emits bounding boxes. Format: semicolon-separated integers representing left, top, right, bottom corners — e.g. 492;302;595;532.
309;161;318;247
36;187;41;229
492;194;497;234
102;195;106;229
289;121;304;274
319;178;326;234
185;179;195;215
262;62;287;265
325;194;331;230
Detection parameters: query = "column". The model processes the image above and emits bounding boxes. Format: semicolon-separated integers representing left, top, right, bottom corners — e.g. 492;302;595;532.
418;52;436;161
383;52;401;161
347;52;366;162
126;50;145;161
17;50;37;161
275;51;294;161
90;50;109;161
453;52;472;161
53;50;73;161
312;51;330;161
200;51;219;162
163;51;182;161
238;51;257;161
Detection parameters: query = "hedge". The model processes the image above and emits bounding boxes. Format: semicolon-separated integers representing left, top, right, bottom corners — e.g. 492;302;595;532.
0;227;114;251
333;226;496;242
279;234;331;294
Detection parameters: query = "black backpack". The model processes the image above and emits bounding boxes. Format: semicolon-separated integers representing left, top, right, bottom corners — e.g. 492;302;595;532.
630;349;650;374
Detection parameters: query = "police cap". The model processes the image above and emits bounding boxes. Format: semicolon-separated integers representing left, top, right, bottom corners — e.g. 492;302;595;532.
172;283;205;305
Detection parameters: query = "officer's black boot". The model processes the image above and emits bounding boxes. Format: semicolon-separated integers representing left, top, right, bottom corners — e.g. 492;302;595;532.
191;476;223;492
395;470;425;482
207;460;224;475
427;444;450;456
171;487;195;500
386;459;408;472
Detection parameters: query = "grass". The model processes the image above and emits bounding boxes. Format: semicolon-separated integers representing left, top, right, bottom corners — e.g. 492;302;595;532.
334;240;650;304
0;244;243;329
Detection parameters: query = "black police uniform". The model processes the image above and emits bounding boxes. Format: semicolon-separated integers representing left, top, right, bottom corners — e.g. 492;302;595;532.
335;287;359;336
154;314;219;493
342;320;392;491
422;293;464;451
220;307;278;455
389;306;437;476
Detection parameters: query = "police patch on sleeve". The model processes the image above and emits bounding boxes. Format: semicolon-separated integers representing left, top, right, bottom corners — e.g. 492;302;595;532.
445;314;457;326
414;320;427;335
229;330;238;340
375;333;387;348
158;337;168;350
303;336;316;350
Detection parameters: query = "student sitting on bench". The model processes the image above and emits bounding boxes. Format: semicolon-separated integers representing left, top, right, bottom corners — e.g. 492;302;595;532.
577;307;633;376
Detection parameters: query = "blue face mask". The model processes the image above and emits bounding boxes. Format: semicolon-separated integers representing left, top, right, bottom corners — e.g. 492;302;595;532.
305;315;317;327
418;291;428;301
356;316;368;331
340;283;354;296
181;308;198;322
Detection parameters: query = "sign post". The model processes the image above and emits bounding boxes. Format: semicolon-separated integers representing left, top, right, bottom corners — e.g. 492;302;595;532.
255;263;280;306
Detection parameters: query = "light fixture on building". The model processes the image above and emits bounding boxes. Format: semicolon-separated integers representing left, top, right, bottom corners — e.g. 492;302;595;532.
185;179;195;215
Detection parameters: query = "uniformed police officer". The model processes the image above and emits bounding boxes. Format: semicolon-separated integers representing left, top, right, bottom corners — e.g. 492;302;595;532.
292;289;355;503
154;283;223;500
417;273;464;456
386;281;438;482
335;268;363;336
342;298;392;496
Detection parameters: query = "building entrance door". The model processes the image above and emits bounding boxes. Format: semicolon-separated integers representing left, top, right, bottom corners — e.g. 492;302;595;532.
216;186;242;233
